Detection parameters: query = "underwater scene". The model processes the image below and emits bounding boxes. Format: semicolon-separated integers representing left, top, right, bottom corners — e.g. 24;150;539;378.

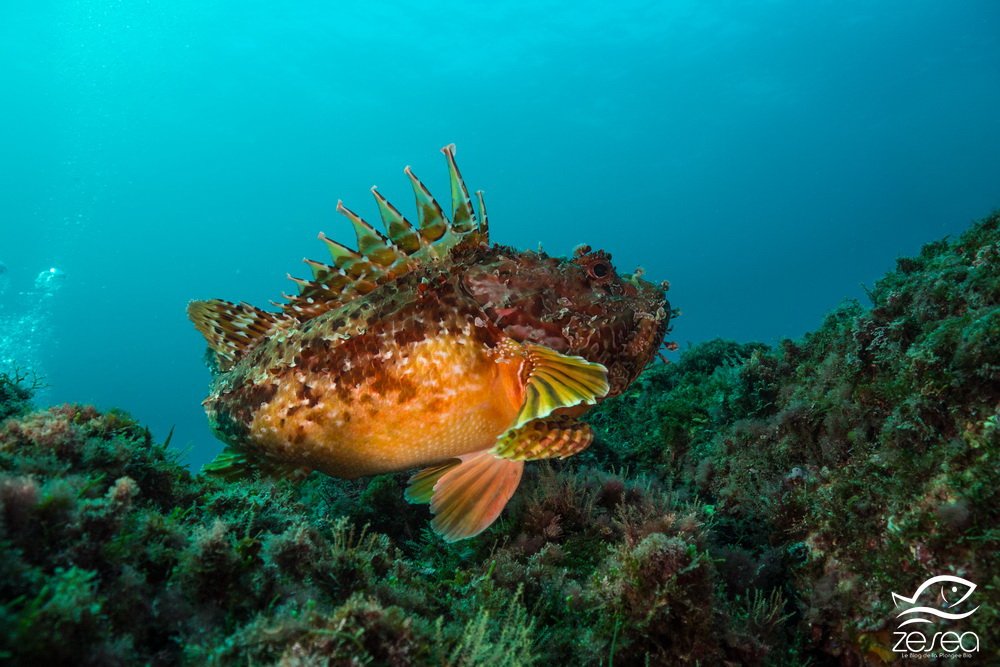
1;1;999;665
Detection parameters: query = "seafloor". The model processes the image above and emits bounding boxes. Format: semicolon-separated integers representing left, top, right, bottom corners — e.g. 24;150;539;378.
1;213;997;666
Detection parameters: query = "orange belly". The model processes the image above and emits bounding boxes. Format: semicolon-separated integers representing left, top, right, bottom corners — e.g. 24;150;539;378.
247;334;524;478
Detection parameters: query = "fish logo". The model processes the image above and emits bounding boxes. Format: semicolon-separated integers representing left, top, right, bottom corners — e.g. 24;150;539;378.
892;575;980;627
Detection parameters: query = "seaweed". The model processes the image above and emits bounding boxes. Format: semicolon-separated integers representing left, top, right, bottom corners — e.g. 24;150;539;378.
0;367;41;423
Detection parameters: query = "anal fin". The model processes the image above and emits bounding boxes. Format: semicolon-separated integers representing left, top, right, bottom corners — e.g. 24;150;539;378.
414;451;524;542
492;416;594;461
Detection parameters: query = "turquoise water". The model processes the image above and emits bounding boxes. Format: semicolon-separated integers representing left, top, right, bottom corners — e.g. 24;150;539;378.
2;1;998;469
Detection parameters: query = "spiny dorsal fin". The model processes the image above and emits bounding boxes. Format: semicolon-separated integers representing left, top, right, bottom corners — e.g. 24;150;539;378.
283;145;489;320
188;299;290;370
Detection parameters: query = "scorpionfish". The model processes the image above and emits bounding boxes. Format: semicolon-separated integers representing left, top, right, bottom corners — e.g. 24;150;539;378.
189;146;671;541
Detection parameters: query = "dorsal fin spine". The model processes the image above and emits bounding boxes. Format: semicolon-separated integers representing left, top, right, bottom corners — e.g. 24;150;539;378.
335;200;402;267
404;165;450;244
303;258;334;280
371;186;424;254
317;232;381;279
476;190;489;239
318;231;362;265
442;144;476;233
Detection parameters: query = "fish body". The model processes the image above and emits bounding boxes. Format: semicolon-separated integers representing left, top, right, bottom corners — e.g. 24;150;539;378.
205;270;526;479
190;146;670;540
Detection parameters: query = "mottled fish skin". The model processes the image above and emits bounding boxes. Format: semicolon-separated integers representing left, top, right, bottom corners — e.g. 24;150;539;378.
206;266;524;479
190;146;671;539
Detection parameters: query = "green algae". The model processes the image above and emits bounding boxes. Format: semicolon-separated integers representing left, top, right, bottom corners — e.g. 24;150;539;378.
1;212;997;665
0;368;38;423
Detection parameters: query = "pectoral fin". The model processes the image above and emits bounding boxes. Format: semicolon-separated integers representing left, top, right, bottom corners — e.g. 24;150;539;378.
492;416;594;461
404;459;460;504
408;450;524;542
202;446;308;480
514;343;610;428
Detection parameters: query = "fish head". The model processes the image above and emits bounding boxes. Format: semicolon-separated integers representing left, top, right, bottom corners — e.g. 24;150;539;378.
461;244;671;396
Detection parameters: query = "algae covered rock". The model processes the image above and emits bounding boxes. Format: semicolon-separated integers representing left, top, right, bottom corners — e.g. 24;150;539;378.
0;396;721;664
588;211;1000;664
0;400;542;665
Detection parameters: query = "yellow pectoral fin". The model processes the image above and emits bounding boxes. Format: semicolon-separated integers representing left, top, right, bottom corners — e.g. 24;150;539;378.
202;446;308;481
514;343;610;429
492;417;594;461
425;451;524;542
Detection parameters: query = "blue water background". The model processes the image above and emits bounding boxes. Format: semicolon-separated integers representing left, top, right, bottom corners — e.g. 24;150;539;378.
2;1;998;469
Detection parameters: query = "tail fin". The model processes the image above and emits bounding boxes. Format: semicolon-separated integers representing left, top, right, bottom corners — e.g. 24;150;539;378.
187;300;288;371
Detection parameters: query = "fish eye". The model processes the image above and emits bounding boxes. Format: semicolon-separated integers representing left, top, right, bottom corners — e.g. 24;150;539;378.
572;249;614;284
588;261;611;280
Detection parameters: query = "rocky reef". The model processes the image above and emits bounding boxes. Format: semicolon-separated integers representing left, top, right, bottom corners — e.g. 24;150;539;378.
1;213;997;665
